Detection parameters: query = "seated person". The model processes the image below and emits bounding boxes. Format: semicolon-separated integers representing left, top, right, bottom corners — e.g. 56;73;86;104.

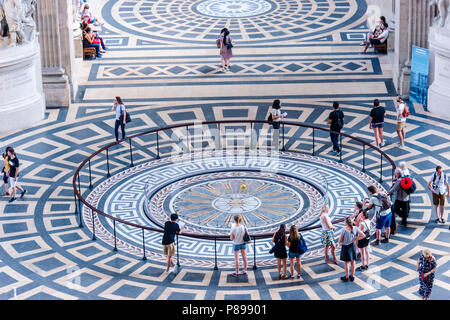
83;27;102;58
362;22;389;53
361;16;386;46
81;4;103;26
81;21;106;52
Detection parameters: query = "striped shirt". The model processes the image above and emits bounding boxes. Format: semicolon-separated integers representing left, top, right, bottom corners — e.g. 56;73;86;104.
341;227;358;246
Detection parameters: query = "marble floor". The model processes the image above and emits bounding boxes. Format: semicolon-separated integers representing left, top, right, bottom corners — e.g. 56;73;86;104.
0;0;449;300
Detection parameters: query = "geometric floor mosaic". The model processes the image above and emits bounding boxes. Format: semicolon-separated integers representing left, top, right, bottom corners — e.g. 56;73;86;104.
0;0;449;299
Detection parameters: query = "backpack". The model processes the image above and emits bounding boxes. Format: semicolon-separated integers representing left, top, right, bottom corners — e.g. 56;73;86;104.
267;112;273;123
401;103;410;118
375;193;391;212
298;233;308;255
362;220;371;239
336;111;344;130
216;38;220;48
431;172;446;192
400;176;416;194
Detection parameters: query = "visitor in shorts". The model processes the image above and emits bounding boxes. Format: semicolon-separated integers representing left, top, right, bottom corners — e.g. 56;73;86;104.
396;96;407;147
356;210;371;271
364;185;391;245
327;101;344;156
339;217;365;282
427;166;449;224
6;147;26;203
162;213;184;273
369;99;386;148
320;204;339;264
230;215;248;277
2;149;10;196
272;223;288;279
287;225;302;279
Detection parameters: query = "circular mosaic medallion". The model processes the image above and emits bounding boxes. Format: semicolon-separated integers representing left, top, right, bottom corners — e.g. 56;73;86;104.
107;0;366;44
195;0;273;18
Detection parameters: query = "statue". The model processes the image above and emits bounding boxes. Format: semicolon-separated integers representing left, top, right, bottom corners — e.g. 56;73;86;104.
429;0;449;28
2;0;25;46
21;0;36;42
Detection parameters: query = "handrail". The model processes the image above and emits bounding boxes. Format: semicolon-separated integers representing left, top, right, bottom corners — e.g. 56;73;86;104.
72;120;396;251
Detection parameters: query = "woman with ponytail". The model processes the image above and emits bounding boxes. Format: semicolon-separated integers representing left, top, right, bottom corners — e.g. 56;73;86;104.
338;217;365;282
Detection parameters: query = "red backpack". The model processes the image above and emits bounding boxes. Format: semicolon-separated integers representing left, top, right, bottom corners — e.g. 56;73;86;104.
402;104;410;118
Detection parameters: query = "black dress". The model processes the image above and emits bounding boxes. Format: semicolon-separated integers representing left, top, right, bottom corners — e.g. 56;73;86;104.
273;233;287;259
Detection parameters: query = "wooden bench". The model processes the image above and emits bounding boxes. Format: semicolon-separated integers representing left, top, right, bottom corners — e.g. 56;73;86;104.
83;46;97;60
374;39;388;54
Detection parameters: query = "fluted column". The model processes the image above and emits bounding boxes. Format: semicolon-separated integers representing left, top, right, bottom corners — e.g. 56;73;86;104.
35;0;77;106
393;0;433;98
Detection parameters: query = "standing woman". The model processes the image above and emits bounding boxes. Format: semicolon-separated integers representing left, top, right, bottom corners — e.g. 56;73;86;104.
272;224;288;279
112;96;126;142
417;249;438;300
320;204;339;264
229;215;248;277
356;210;371;271
339;217;365;282
287;225;302;279
270;99;287;150
369;99;386;148
219;28;233;72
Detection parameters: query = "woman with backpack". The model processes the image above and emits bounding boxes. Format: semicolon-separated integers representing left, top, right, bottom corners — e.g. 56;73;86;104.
272;224;288;279
287;225;303;279
339;217;365;282
356;210;371;271
218;28;233;72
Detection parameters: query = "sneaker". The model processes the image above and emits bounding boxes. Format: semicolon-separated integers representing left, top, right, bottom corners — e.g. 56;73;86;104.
356;266;365;271
172;265;177;274
20;189;26;198
168;267;174;273
381;238;389;243
231;272;239;278
364;265;369;270
241;270;247;276
372;239;380;246
435;218;440;223
340;276;349;282
441;218;446;223
380;141;385;147
296;274;301;279
349;276;355;282
8;197;16;203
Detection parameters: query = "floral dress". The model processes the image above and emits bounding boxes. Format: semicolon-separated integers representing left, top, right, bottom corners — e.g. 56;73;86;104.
418;254;437;299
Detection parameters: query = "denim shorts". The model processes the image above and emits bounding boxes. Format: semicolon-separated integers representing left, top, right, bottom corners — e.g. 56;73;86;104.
233;243;247;251
288;252;302;259
372;122;384;129
376;212;392;229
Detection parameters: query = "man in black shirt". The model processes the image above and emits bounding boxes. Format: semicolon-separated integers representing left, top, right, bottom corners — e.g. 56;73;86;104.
6;147;26;203
327;102;344;156
369;99;386;148
162;214;184;273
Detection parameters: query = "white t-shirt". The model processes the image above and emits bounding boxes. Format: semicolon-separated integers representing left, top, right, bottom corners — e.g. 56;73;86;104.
379;29;389;43
272;109;281;122
114;104;125;120
430;172;448;195
230;224;245;244
397;103;406;122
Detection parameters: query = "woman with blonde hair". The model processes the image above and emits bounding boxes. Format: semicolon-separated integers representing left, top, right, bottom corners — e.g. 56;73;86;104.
320;204;338;264
287;225;302;279
417;249;437;300
229;215;248;277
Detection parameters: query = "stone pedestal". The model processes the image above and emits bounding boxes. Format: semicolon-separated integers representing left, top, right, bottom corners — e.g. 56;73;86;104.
0;37;45;133
427;27;450;119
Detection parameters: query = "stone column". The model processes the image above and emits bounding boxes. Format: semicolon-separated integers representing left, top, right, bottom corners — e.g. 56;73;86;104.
393;0;433;98
35;0;77;107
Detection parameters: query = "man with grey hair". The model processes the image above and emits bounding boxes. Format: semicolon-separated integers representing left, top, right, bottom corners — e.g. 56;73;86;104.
388;161;411;228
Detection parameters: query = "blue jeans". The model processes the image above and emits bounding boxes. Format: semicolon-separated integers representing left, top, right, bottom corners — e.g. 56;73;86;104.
330;131;340;152
114;120;125;141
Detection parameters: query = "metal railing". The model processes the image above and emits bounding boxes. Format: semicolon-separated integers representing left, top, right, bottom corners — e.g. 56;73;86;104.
72;120;396;269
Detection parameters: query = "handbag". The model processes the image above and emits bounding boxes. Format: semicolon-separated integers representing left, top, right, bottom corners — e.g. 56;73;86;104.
119;113;131;123
226;42;233;49
243;227;251;243
298;234;308;255
421;272;428;282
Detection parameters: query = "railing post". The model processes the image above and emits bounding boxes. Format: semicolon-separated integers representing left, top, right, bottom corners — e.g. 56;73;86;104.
113;220;118;251
362;144;366;172
176;234;180;268
252;237;257;270
91;209;96;241
312;128;315;156
214;237;218;270
156;132;160;160
77;175;83;226
88;159;92;189
106;148;111;177
379;152;383;183
186;125;190;153
129;138;134;167
338;133;343;163
281;123;286;151
74;192;78;215
218;123;222;150
142;229;147;261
